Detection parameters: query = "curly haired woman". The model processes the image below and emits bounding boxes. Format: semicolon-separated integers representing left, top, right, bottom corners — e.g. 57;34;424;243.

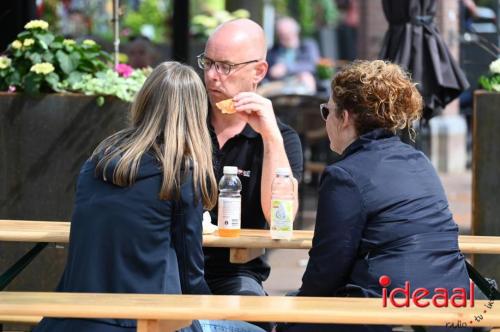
278;60;470;332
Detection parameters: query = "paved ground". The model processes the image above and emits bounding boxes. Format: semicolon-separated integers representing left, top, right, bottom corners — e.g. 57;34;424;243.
263;171;472;295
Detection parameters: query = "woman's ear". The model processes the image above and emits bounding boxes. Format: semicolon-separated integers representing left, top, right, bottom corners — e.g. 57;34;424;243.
341;110;351;128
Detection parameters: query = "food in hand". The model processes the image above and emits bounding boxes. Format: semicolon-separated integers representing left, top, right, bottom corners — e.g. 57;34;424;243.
216;99;236;114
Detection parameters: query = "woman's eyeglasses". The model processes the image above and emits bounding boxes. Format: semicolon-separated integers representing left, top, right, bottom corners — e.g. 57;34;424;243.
320;103;330;121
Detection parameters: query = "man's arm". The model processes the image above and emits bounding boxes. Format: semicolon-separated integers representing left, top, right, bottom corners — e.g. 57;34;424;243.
261;133;299;222
233;92;302;222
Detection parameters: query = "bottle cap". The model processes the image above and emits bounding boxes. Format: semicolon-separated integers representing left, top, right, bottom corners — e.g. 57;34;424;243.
223;166;238;175
276;168;291;176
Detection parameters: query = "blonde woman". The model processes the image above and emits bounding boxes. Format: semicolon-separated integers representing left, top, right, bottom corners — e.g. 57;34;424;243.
34;62;264;332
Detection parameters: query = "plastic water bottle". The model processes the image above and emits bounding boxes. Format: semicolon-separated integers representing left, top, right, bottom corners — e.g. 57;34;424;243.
217;166;242;237
270;168;295;239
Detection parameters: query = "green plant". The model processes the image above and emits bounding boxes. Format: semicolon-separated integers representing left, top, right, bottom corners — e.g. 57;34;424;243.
0;20;150;104
316;58;335;80
479;58;500;92
62;67;151;106
123;0;170;43
190;9;250;40
274;0;339;36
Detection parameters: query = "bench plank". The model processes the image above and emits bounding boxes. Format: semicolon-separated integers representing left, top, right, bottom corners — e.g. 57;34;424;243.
1;220;500;254
0;292;498;328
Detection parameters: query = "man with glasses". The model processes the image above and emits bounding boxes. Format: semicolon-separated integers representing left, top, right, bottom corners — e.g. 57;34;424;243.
199;19;303;331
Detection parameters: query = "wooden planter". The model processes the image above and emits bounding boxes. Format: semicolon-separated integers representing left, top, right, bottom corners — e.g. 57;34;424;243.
472;90;500;282
0;93;130;292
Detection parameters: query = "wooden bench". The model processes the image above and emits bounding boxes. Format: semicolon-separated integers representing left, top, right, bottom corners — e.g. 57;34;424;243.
0;292;498;331
2;219;500;264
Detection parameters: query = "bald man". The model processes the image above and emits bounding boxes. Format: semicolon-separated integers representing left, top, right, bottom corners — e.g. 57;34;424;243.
198;18;303;325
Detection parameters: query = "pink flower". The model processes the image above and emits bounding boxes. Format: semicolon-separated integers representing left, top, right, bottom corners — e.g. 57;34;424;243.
115;63;133;78
8;85;16;93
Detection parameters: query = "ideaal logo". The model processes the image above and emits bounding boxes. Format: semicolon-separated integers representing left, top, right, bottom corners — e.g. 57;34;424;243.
379;275;474;308
379;275;496;328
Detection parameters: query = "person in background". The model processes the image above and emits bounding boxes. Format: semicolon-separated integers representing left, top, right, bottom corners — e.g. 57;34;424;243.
62;9;91;40
198;18;303;331
126;36;159;69
266;16;320;94
33;62;264;332
278;60;471;332
336;0;359;61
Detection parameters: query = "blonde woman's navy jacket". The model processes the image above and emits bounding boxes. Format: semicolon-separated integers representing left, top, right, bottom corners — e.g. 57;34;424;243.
34;153;208;332
279;129;470;332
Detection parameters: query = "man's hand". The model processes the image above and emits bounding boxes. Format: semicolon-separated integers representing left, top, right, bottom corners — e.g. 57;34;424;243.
233;92;281;141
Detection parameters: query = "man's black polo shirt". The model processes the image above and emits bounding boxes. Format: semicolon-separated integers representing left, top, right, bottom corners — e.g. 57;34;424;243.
205;118;303;282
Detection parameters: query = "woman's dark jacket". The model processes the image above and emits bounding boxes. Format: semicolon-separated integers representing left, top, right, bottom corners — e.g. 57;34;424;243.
34;153;209;332
280;129;470;332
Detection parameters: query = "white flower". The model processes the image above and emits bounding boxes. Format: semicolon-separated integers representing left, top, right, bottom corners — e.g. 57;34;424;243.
83;39;96;46
23;38;35;47
24;20;49;30
30;62;55;75
11;40;22;49
0;56;12;69
63;39;76;46
489;58;500;74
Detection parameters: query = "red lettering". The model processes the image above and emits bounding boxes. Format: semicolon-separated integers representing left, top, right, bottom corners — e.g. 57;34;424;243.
390;282;410;307
450;288;467;307
432;288;449;307
470;280;475;307
412;288;430;307
382;287;388;307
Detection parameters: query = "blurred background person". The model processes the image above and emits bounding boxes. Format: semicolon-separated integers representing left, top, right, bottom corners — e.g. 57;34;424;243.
266;16;320;95
335;0;359;61
126;36;159;69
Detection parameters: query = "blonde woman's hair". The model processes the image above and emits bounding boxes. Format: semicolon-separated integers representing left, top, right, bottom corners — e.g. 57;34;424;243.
331;60;423;137
92;61;217;209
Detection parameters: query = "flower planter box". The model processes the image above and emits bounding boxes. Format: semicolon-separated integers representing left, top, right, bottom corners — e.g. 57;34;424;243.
0;92;130;292
472;90;500;282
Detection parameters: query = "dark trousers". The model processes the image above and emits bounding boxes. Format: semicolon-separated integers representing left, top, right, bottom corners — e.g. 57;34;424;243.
207;275;273;332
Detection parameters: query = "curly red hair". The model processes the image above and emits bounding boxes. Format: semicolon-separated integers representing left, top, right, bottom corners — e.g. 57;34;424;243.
331;60;423;136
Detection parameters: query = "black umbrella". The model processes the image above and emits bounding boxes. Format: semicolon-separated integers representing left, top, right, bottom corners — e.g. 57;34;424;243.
379;0;469;120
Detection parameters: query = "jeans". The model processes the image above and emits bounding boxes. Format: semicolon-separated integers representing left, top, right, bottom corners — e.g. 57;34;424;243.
199;320;265;332
207;275;273;331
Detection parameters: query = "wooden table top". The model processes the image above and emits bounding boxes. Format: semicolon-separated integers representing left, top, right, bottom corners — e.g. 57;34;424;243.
1;219;500;254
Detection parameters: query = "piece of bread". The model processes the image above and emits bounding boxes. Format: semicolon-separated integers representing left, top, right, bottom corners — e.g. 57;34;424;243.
216;99;236;114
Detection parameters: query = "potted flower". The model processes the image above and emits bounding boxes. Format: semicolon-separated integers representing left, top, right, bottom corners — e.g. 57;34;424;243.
478;58;500;92
0;20;150;104
0;20;152;293
316;57;335;93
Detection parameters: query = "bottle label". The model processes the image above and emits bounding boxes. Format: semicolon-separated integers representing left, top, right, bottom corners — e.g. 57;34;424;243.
218;197;241;230
270;198;293;232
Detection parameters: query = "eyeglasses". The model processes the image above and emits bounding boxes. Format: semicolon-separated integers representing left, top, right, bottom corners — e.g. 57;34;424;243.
320;103;330;121
197;53;260;75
